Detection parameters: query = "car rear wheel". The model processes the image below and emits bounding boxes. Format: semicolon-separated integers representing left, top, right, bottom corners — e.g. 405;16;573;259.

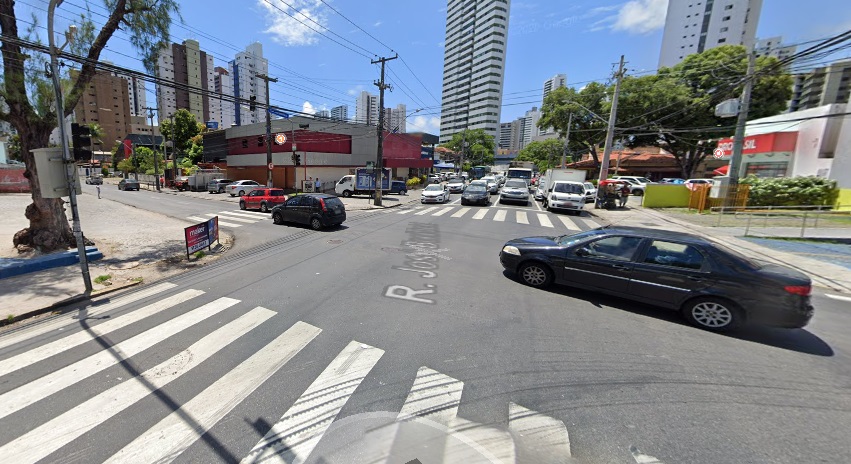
342;190;352;198
260;202;269;213
239;200;246;210
272;211;284;224
683;297;742;331
238;190;245;196
518;261;553;288
310;217;322;230
633;189;644;196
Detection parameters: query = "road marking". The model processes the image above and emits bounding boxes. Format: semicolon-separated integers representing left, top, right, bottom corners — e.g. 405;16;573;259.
0;282;177;350
220;210;271;219
398;366;464;426
451;207;471;218
493;210;507;222
242;341;384;464
105;321;321;464
397;208;417;214
2;307;276;464
432;207;453;216
533;199;544;212
0;297;239;421
630;445;665;463
557;216;581;231
508;402;571;460
416;206;440;216
448;198;462;205
202;213;256;223
537;214;554;228
581;218;600;229
516;211;529;224
186;215;208;222
0;289;204;376
472;209;488;220
825;293;851;303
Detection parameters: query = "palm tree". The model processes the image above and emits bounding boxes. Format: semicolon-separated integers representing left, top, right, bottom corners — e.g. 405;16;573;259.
87;123;105;151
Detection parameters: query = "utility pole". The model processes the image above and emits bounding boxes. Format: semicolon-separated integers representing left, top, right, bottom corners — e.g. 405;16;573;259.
597;55;626;194
171;115;177;183
47;0;91;293
256;73;278;187
371;54;398;206
143;107;160;191
727;47;756;202
560;112;573;168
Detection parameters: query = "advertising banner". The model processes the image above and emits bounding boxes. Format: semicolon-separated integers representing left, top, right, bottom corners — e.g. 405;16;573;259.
184;216;218;258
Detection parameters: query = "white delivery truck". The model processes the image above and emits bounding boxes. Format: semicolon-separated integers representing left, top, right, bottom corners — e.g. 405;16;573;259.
535;169;586;200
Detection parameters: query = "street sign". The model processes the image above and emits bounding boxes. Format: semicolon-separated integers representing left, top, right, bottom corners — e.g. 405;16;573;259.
715;98;740;118
268;108;291;119
713;148;725;159
268;162;274;170
275;133;287;145
184;217;218;259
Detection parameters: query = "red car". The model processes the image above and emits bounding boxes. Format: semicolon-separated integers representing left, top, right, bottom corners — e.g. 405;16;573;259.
239;188;288;212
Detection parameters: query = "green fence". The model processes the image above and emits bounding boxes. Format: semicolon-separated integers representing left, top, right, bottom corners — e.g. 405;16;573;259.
837;189;851;211
642;184;691;208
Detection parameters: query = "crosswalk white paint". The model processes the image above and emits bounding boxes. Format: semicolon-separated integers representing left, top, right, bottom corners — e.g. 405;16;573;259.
432;207;453;216
221;210;270;219
451;207;471;218
581;218;600;229
0;307;276;464
397;208;417;214
472;209;488;220
243;341;384;464
0;282;177;351
106;321;322;464
0;297;239;421
393;205;596;231
493;209;507;222
537;214;554;228
188;215;242;227
203;213;256;223
398;366;464;426
509;402;571;462
516;211;529;224
558;215;581;231
415;206;439;216
631;445;666;463
0;289;204;377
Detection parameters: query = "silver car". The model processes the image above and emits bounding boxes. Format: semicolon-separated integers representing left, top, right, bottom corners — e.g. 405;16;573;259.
480;176;499;194
499;179;530;205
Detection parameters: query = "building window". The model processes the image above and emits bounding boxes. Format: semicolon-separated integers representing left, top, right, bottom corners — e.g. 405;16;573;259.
722;16;731;21
720;27;728;32
725;4;733;9
718;38;726;43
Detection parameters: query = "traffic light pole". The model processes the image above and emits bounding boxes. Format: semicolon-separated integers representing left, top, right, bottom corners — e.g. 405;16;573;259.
256;73;278;187
48;0;92;293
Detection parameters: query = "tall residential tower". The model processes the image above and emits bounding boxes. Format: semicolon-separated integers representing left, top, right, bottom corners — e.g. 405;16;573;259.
230;43;268;127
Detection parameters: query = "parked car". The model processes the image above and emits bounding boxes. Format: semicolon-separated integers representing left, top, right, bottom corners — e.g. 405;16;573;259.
480;176;500;194
611;176;654;196
461;184;490;206
583;182;597;203
118;179;140;191
421;184;450;203
427;175;441;184
543;181;586;214
239;188;288;212
499;179;530;205
271;193;346;230
660;178;685;184
172;176;190;191
227;180;262;197
208;178;234;193
684;178;713;190
499;226;814;332
385;180;408;195
85;175;103;185
447;178;466;193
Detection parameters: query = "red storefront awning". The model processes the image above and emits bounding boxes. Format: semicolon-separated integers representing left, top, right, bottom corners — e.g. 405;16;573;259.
712;165;729;176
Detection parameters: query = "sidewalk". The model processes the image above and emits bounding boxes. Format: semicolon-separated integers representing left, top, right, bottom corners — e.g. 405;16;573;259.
587;203;851;294
0;192;232;326
341;189;422;211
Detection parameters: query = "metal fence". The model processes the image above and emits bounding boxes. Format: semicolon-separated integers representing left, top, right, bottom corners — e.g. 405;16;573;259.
688;184;749;212
709;205;851;237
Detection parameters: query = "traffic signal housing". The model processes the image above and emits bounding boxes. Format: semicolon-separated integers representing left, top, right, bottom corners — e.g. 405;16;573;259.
71;123;92;161
249;95;257;112
295;154;302;166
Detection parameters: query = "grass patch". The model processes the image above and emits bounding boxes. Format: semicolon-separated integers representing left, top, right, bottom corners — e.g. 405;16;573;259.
194;251;206;259
6;315;13;324
130;277;144;283
94;274;112;284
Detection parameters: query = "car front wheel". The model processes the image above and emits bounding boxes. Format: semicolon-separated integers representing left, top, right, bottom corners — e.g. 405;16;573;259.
260;202;269;213
272;211;284;225
517;261;553;288
682;297;742;331
341;190;352;198
239;200;246;210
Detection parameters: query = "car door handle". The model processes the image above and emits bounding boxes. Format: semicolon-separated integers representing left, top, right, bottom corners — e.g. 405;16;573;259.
611;264;630;270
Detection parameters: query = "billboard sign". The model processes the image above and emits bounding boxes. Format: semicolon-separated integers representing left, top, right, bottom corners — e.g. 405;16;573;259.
421;146;434;160
205;121;219;130
184;216;219;259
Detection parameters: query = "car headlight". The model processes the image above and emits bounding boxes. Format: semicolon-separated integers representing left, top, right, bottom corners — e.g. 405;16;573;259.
502;245;520;256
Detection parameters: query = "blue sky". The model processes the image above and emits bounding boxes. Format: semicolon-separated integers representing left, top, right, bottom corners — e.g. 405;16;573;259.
31;0;851;134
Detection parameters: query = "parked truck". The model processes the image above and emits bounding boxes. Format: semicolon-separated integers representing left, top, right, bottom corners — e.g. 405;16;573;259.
535;168;586;200
187;168;226;192
335;168;391;197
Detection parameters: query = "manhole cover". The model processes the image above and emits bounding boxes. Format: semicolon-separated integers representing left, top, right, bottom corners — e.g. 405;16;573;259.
327;239;344;244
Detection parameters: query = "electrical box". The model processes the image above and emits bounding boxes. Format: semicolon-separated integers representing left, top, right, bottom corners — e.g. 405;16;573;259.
32;147;81;198
710;176;730;198
714;99;741;118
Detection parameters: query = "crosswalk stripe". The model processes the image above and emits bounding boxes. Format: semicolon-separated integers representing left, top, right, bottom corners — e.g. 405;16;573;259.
0;297;239;421
398;366;464;426
516;211;529;224
0;289;204;377
451;207;470;218
432;207;453;216
631;446;666;463
493;209;507;222
508;402;571;460
397;208;416;214
537;214;554;228
219;211;269;220
106;321;322;464
472;209;488;220
581;218;600;229
415;206;439;216
202;213;256;223
0;282;177;351
242;341;384;464
1;307;276;464
222;210;271;218
557;216;581;231
186;215;208;222
446;417;516;463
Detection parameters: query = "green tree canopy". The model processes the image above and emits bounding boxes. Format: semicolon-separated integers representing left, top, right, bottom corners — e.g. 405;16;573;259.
159;109;201;156
87;122;105;150
441;129;496;163
538;83;610;173
516;138;564;173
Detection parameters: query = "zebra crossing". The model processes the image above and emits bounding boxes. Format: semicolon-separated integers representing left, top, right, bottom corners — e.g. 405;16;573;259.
0;285;580;463
185;209;271;228
392;205;602;230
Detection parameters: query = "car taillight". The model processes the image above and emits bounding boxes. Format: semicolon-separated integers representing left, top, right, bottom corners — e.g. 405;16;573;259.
784;285;811;296
319;198;328;212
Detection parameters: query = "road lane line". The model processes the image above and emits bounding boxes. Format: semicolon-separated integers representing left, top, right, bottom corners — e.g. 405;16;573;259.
581;218;600;229
0;283;177;351
186;215;209;222
516;211;529;224
493;210;507;222
242;341;384;464
825;294;851;303
106;321;322;464
533;199;544;212
398;366;464;426
0;297;239;421
415;207;439;216
508;402;571;459
220;210;271;219
0;289;204;376
558;216;581;231
432;207;453;216
1;307;276;464
537;214;554;228
451;207;471;218
472;209;488;220
630;446;666;463
202;213;256;223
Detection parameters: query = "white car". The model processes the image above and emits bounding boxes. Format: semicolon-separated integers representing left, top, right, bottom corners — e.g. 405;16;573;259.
583;182;597;202
610;176;654;196
684;178;713;190
499;179;530;205
227;180;262;197
421;184;450;203
447;178;466;193
544;181;586;215
480;176;499;194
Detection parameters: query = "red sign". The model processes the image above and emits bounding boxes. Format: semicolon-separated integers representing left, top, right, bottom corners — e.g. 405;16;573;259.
713;148;725;159
268;162;274;170
715;132;798;157
184;216;218;258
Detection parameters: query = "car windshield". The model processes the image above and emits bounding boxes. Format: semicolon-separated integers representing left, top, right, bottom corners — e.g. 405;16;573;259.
504;180;526;188
634;177;652;184
584;183;594;189
556;229;605;246
465;186;486;193
424;185;444;191
553;183;584;194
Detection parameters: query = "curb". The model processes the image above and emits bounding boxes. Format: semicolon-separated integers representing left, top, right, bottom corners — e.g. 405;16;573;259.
0;247;104;280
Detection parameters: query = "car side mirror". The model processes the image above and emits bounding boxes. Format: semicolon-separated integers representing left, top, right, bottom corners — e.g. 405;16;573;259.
576;247;593;257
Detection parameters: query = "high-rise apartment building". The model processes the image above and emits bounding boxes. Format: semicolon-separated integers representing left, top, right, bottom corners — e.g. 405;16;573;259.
331;105;349;121
521;107;541;147
355;91;379;125
439;0;511;145
316;109;331;119
542;74;566;104
755;36;797;63
112;72;146;117
384;103;407;133
499;122;512;149
788;59;851;113
230;43;268;127
213;66;235;128
658;0;763;69
156;39;214;124
71;69;131;152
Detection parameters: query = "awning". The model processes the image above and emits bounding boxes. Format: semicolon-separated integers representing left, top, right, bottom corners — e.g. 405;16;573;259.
712;165;729;176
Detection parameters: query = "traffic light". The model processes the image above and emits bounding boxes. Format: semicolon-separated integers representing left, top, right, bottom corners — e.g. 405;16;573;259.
249;95;257;112
71;123;92;161
295;154;301;166
291;153;296;165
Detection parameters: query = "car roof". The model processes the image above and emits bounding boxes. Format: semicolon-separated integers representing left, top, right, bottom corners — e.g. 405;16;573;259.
600;225;710;244
300;193;336;198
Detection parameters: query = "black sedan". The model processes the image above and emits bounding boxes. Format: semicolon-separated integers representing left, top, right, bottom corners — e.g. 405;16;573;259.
499;226;814;332
461;184;489;206
118;179;140;191
271;193;346;230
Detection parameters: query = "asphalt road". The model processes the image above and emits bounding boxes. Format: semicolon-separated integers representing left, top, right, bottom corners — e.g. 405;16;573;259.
1;191;849;463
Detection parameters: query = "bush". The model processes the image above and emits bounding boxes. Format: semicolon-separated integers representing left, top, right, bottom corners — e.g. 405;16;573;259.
741;175;839;207
406;177;421;187
101;167;109;176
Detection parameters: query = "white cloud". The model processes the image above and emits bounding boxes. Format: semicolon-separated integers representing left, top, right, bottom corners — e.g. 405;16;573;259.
612;0;668;34
257;0;326;46
437;41;445;48
374;21;382;27
411;115;440;134
347;84;365;96
302;101;317;115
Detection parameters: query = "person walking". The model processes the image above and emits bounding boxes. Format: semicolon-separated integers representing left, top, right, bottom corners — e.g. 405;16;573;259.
315;177;321;193
96;185;101;199
619;183;630;208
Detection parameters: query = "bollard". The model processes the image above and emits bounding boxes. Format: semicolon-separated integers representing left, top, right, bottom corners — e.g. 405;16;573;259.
800;211;808;238
745;212;753;236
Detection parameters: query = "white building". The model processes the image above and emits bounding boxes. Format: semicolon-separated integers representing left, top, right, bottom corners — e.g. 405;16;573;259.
788;59;851;113
316;109;331;119
355;91;379;125
658;0;763;69
522;107;541;148
540;73;566;135
213;66;235;128
439;0;511;145
331;105;348;121
155;39;215;124
229;42;268;127
113;72;146;117
384;103;407;133
755;36;797;63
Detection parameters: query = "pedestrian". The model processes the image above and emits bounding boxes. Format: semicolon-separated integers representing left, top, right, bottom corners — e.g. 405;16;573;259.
315;177;321;193
96;185;101;199
619;183;630;208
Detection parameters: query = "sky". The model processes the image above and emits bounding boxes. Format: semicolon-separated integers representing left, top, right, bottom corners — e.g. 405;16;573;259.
24;0;851;135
